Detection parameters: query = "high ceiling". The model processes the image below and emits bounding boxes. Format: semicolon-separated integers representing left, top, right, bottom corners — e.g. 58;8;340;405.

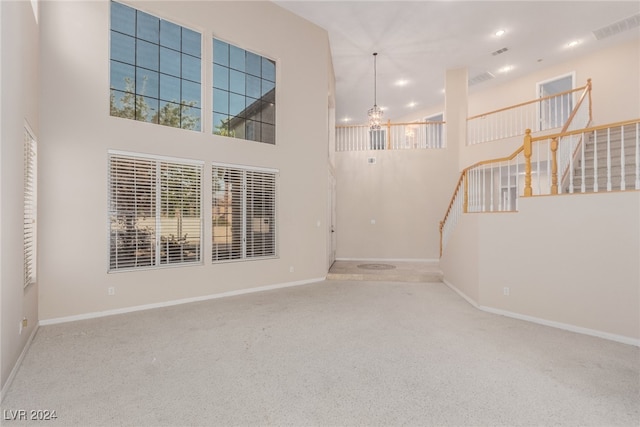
274;1;640;124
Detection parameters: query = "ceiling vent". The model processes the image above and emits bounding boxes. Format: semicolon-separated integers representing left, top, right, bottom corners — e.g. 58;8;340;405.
469;71;495;86
593;13;640;40
491;47;509;56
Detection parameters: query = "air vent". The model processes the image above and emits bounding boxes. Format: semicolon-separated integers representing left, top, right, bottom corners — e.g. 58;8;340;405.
491;47;509;56
367;157;376;164
593;13;640;40
469;71;495;86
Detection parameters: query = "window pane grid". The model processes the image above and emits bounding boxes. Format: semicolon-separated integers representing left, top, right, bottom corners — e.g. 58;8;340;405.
213;38;276;144
110;1;201;131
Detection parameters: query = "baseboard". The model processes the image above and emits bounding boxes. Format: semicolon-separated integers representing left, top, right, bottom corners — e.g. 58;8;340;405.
1;324;39;404
336;257;439;263
442;279;479;309
40;277;325;326
443;278;639;347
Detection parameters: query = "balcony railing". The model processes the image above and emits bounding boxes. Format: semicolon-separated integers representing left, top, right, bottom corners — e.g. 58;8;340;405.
467;79;592;145
336;120;446;152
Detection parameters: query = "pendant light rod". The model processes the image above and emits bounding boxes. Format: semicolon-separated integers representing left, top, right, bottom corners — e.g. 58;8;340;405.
373;52;378;106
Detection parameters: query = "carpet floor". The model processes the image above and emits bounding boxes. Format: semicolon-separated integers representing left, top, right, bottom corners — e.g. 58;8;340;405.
1;280;639;426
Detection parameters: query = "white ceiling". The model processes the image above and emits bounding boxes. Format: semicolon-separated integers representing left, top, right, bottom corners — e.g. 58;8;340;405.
273;1;640;124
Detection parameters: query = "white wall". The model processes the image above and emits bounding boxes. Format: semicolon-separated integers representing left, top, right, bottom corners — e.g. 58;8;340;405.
442;191;640;342
1;0;40;393
335;38;639;261
37;1;333;320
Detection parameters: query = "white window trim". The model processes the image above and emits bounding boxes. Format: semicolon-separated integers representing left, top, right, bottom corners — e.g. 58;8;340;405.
108;150;204;272
24;122;38;288
211;162;278;264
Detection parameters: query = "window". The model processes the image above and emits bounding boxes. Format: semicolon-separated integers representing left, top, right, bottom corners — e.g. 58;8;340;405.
24;126;37;287
212;164;277;262
425;113;444;148
537;73;574;131
108;152;203;271
110;1;201;130
213;38;276;144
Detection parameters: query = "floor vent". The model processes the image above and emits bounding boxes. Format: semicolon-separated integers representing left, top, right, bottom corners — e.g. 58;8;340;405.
593;13;640;40
469;71;495;86
367;157;376;164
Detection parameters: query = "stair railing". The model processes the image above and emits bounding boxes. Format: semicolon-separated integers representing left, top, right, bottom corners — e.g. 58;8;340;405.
441;80;597;256
524;118;640;196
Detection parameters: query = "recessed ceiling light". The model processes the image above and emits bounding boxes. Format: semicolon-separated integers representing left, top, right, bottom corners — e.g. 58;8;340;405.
407;102;417;108
395;79;409;87
498;65;514;73
495;29;506;37
567;40;580;48
342;117;352;123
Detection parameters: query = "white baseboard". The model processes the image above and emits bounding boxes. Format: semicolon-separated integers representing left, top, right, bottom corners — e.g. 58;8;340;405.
336;257;439;263
40;277;325;326
1;324;39;404
443;279;640;347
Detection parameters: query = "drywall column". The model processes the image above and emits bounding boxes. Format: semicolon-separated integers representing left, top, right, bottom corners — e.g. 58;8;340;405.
444;68;468;171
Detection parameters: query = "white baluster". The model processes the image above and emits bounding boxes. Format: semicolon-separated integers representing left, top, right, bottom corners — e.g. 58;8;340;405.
636;123;640;190
490;166;494;211
593;130;598;192
569;135;574;193
620;126;626;191
607;128;612;192
581;133;586;193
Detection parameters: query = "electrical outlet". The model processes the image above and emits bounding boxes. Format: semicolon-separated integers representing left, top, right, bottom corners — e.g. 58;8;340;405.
503;287;510;296
289;266;294;273
22;318;28;328
108;287;115;296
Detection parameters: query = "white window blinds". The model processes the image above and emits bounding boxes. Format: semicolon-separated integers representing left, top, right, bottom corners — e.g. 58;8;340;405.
212;164;277;262
109;152;202;271
24;127;37;287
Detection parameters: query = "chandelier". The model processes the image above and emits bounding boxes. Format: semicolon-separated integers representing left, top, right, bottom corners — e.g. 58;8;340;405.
368;52;383;130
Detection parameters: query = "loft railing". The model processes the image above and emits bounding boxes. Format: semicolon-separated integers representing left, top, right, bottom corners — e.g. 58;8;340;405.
467;79;592;145
440;118;640;256
336;120;446;151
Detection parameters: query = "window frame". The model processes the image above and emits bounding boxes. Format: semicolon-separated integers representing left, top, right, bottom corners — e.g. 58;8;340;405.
212;162;278;263
108;150;204;272
24;123;37;288
109;1;203;131
212;37;277;145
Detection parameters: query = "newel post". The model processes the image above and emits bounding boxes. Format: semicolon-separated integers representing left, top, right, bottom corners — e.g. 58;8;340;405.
463;171;469;213
550;137;559;195
523;129;533;197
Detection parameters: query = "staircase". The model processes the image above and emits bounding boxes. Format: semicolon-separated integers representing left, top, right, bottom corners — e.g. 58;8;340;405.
564;125;639;193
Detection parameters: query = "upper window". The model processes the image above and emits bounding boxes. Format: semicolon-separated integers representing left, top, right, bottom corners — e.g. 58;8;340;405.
213;38;276;144
110;1;202;131
108;152;203;271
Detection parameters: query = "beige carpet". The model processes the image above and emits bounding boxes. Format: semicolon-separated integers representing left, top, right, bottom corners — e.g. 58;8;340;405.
2;280;639;426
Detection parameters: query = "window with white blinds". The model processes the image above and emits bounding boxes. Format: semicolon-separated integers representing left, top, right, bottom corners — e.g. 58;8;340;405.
108;152;203;271
24;127;37;288
212;164;276;262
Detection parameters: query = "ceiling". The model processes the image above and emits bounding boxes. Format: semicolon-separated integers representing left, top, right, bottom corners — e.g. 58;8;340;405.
273;1;640;124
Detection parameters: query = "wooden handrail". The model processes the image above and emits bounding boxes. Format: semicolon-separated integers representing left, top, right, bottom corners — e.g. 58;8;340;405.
467;84;588;121
530;118;640;143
